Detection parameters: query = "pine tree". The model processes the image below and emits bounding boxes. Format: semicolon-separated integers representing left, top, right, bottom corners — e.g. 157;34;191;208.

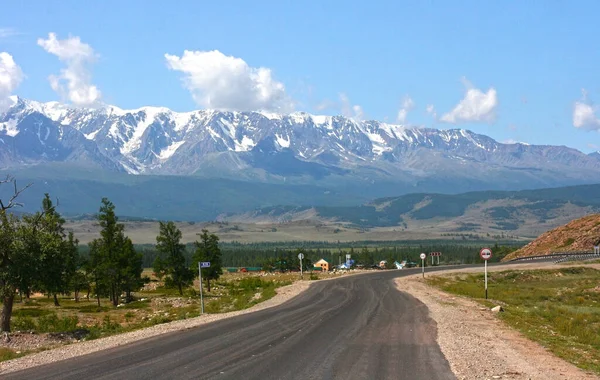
154;221;193;295
191;229;222;292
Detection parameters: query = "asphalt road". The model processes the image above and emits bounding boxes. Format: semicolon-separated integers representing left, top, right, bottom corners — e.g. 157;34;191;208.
7;268;458;380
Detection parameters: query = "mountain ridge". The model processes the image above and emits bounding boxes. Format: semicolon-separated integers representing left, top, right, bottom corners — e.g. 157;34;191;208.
2;97;600;194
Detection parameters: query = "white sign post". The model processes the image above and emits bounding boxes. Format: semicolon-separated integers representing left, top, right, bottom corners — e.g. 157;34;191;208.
595;246;600;255
298;253;305;279
480;248;492;299
199;261;210;314
420;253;426;278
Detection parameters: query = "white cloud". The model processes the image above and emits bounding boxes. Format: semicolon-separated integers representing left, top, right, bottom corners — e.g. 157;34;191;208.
37;33;101;107
0;28;19;39
339;93;364;120
440;78;497;124
165;50;293;113
0;52;23;112
426;104;437;119
396;96;414;123
573;89;600;131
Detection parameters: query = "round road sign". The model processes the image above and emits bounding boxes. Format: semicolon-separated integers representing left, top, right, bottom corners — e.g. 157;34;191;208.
420;253;426;260
298;253;304;260
480;248;492;260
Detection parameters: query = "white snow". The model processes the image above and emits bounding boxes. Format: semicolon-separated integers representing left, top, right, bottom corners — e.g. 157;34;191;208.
158;140;186;160
0;119;19;137
84;129;102;140
121;108;162;154
275;134;290;148
311;115;328;125
259;111;283;120
235;136;255;152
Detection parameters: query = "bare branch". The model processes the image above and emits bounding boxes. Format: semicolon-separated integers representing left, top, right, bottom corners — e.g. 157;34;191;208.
0;176;33;211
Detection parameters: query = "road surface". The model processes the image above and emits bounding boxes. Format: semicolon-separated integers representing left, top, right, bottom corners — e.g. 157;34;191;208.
7;268;457;380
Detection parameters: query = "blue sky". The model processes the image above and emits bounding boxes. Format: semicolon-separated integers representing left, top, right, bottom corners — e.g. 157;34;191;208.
1;1;599;152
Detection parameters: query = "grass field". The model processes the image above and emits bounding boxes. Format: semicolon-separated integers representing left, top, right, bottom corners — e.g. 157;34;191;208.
427;267;600;374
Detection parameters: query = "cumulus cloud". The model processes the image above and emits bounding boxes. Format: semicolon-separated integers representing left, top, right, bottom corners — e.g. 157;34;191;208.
396;96;414;123
37;33;101;107
0;52;23;112
339;93;364;120
426;104;437;119
573;89;600;131
440;78;497;124
314;93;364;120
165;50;294;113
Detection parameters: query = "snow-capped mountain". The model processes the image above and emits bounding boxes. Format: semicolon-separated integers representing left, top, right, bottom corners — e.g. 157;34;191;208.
2;96;600;193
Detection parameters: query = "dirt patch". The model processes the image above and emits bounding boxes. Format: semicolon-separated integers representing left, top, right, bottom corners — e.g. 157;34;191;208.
397;264;599;379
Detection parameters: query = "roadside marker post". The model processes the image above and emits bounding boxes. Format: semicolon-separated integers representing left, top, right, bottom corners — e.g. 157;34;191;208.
199;261;210;314
420;253;427;278
298;253;304;279
595;246;600;255
480;248;492;299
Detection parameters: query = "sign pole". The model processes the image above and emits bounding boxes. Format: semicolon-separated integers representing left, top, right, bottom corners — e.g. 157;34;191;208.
198;262;204;314
298;253;305;279
485;260;488;299
420;253;426;278
480;248;492;300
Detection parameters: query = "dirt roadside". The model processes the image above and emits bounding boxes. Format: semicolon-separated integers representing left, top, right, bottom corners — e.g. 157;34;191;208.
396;262;599;380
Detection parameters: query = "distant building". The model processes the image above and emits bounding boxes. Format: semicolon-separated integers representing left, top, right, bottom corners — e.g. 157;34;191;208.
314;258;332;272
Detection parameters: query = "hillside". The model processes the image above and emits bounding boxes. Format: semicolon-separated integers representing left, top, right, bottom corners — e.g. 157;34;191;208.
503;214;600;260
221;184;600;237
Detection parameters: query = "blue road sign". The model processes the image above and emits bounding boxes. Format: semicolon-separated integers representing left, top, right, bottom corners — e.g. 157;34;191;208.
200;262;211;268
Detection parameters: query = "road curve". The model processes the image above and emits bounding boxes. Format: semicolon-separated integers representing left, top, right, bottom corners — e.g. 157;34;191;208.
7;268;457;380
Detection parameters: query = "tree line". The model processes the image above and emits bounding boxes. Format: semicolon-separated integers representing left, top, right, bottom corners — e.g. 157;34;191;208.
0;177;223;332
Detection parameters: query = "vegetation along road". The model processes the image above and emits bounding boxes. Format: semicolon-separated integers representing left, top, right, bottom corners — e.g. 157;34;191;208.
5;267;468;380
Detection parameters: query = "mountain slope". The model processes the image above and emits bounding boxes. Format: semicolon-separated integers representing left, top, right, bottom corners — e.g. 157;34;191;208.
2;97;600;195
220;184;600;237
503;214;600;260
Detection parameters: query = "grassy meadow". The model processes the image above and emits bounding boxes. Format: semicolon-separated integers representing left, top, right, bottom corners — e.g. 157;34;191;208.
427;267;600;374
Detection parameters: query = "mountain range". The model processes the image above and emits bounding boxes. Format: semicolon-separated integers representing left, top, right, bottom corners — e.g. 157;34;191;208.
2;97;600;199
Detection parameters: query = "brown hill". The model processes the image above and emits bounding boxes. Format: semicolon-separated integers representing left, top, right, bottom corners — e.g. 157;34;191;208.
503;214;600;261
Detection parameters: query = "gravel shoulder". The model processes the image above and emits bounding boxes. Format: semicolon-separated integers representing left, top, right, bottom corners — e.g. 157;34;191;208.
396;263;599;380
0;279;312;375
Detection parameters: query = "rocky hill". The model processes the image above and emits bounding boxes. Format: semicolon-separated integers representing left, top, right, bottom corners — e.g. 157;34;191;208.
503;214;600;260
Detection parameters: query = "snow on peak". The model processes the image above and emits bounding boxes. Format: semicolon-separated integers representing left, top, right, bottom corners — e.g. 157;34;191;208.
275;133;290;148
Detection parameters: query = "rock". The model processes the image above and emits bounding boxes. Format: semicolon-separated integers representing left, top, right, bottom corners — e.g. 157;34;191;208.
491;306;504;313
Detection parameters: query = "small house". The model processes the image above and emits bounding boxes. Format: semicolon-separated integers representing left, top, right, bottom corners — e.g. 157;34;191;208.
314;258;332;272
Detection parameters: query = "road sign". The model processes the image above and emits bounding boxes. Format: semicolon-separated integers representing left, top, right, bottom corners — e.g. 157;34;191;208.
420;253;426;260
200;261;211;268
298;253;304;260
480;248;492;261
298;253;304;279
420;253;426;278
480;248;492;299
346;254;351;260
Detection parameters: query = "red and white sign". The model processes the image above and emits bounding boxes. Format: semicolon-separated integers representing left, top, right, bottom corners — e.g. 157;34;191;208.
430;252;442;257
420;253;427;260
480;248;492;260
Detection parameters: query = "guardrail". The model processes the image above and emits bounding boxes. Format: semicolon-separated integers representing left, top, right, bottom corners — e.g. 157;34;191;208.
508;251;600;264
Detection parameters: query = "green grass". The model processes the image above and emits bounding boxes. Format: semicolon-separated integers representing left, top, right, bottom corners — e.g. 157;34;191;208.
427;267;600;374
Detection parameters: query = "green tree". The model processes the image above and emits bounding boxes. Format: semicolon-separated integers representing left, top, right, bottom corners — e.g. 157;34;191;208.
0;177;33;332
191;229;222;292
34;195;79;306
154;221;193;295
90;198;143;306
358;247;374;267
